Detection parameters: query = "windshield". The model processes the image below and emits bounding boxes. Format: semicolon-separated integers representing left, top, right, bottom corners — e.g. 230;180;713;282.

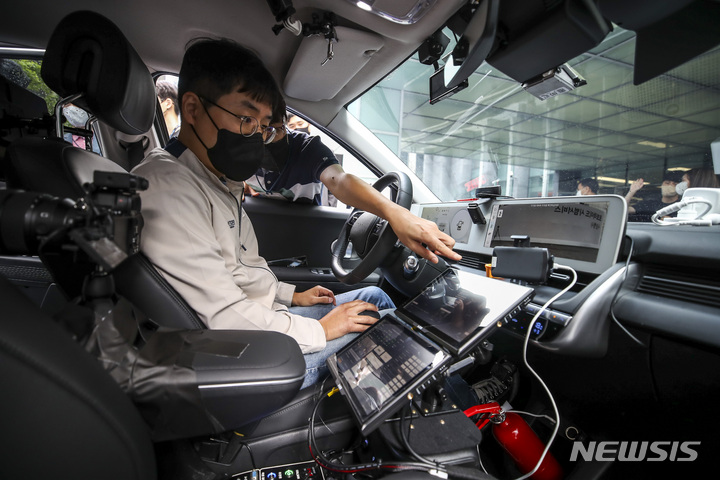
349;26;720;220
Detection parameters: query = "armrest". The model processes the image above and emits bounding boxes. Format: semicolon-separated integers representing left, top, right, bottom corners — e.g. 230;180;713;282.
131;329;305;441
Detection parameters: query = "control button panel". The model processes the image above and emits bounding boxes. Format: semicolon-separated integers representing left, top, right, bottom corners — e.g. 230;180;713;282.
310;268;333;275
502;303;572;340
233;461;324;480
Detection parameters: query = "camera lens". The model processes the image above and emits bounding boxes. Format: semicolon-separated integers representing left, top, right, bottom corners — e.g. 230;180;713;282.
0;190;82;254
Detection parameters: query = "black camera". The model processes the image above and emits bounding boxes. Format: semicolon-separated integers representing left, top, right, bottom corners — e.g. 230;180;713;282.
0;171;147;271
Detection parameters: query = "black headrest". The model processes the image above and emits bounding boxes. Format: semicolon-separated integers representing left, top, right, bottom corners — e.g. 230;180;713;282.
7;137;126;199
41;10;155;135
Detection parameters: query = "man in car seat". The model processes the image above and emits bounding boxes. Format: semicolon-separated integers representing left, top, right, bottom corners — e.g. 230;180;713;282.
133;39;459;387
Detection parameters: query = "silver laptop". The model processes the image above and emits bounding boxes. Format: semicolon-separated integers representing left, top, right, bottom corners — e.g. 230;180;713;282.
327;268;534;434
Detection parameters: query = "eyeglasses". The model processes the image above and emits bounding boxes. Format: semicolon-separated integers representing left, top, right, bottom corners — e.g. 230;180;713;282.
270;124;291;144
199;96;277;144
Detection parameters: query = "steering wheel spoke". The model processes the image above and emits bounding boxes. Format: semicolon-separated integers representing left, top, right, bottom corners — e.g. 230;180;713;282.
347;210;364;227
331;172;413;284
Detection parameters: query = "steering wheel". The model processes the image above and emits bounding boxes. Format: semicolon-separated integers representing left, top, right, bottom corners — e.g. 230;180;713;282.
331;172;413;284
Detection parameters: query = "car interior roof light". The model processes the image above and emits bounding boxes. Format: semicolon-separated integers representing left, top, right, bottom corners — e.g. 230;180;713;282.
346;0;438;25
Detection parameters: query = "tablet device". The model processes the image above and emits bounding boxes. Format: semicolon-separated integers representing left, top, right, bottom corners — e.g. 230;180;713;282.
327;268;533;434
398;268;534;356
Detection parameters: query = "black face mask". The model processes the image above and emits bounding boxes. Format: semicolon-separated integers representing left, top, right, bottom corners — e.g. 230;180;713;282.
294;127;310;134
192;126;265;182
260;139;290;172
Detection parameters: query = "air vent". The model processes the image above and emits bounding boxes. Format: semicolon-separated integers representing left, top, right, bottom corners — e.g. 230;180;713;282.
456;251;485;271
637;264;720;309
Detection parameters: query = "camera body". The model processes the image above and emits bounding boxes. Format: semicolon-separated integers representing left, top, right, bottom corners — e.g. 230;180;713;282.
0;171;147;271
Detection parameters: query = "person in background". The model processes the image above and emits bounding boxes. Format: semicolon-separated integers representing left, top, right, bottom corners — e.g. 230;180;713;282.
156;80;181;138
287;113;311;134
287;112;337;206
246;109;337;205
247;105;462;268
577;178;599;195
676;167;720;196
626;170;683;222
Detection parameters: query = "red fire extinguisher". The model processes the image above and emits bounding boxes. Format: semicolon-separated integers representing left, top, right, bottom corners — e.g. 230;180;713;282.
465;402;563;480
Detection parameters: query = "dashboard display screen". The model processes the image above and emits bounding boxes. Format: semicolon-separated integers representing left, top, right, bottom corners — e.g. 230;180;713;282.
484;201;608;262
420;205;473;244
411;195;626;275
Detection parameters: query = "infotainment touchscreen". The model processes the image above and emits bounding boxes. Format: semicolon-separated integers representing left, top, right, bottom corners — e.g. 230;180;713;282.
327;268;533;434
412;195;627;276
483;196;626;274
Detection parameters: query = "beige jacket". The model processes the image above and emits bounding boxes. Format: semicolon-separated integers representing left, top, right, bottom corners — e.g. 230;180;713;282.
133;144;326;353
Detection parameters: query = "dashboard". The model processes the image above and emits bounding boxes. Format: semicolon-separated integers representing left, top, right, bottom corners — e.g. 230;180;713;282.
411;195;627;275
410;195;628;356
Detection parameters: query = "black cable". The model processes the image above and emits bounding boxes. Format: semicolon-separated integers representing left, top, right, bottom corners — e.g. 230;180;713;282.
37;224;73;257
238;438;258;470
398;402;437;467
307;388;444;475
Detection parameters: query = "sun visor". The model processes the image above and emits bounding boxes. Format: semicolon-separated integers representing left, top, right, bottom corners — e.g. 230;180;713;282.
284;26;384;101
486;0;611;84
631;0;720;84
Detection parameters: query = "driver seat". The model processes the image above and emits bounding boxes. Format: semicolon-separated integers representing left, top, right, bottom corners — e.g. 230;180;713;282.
4;9;204;331
4;10;314;441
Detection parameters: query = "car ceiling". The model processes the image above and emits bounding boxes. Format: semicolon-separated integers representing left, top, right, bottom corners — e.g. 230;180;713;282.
3;0;718;180
1;0;466;125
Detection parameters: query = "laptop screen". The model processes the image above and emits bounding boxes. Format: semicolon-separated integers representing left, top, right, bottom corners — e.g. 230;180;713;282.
330;315;449;433
399;268;534;355
328;268;534;434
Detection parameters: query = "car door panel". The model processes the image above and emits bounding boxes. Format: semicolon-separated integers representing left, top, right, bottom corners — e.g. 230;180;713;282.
243;196;381;293
243;196;347;265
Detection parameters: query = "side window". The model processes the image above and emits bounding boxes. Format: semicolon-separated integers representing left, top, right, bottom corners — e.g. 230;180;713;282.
155;74;181;140
0;57;102;155
61;103;102;154
0;58;58;114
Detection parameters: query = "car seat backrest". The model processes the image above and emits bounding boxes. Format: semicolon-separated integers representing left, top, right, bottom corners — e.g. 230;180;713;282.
114;252;207;330
4;10;205;329
0;273;157;480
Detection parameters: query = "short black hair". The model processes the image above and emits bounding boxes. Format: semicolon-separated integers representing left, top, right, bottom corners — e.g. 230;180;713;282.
270;99;288;126
156;80;179;116
178;38;282;116
579;177;599;194
663;170;683;184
